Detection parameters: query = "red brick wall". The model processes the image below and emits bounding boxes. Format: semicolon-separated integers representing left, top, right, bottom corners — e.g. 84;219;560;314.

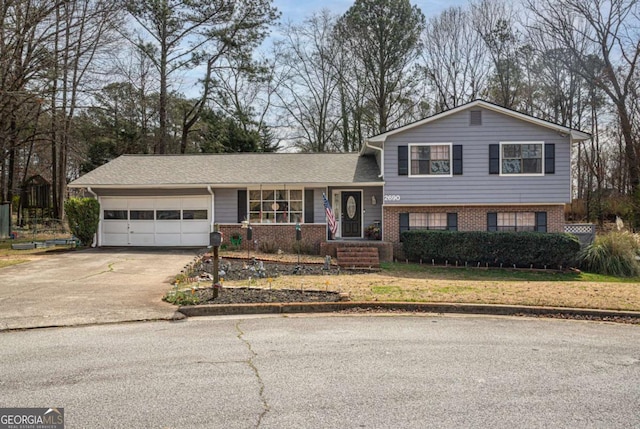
384;205;565;257
219;224;326;254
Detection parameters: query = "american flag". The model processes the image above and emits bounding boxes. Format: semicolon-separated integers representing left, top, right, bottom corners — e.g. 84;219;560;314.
322;193;338;235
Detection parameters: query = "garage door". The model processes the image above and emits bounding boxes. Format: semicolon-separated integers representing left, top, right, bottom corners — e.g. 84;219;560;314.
101;197;211;246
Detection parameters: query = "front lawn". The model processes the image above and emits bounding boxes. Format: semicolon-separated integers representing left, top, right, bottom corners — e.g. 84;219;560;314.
214;256;640;311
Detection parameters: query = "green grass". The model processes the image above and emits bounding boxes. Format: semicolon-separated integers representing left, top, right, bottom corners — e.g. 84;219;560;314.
380;261;640;283
371;285;402;294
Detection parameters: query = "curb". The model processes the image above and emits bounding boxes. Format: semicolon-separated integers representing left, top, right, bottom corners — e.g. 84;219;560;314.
178;301;640;322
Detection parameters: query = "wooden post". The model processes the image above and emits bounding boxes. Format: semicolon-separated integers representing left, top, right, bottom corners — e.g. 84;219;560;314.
212;224;220;298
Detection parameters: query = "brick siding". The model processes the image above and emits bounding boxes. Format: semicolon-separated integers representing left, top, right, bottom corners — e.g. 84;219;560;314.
219;224;326;254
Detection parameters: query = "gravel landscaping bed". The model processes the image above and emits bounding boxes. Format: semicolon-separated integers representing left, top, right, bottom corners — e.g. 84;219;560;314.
192;256;371;281
194;287;342;304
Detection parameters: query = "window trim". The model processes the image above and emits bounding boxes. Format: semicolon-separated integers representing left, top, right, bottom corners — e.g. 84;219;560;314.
408;143;453;178
103;210;128;220
487;211;546;232
496;212;536;232
247;187;304;224
408;212;449;230
499;141;545;177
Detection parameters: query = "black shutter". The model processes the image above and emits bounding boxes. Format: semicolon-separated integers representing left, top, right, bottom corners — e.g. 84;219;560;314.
304;189;314;223
487;212;497;231
535;212;547;232
398;146;408;176
447;213;458;231
544;143;555;174
489;144;500;174
453;145;463;175
237;190;247;223
399;213;409;241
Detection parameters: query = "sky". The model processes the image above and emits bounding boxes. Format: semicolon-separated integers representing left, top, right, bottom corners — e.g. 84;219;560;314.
272;0;470;24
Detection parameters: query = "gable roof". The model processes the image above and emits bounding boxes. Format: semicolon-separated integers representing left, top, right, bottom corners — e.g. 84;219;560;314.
361;99;591;154
68;153;382;188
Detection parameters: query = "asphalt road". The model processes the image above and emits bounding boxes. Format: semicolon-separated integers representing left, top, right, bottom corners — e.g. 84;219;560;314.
1;315;639;429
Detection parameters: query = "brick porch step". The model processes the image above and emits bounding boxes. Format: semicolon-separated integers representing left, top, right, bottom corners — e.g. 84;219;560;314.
336;247;380;269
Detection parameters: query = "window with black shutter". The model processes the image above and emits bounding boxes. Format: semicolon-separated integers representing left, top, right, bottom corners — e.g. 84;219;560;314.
447;213;458;231
237;190;247;223
487;212;498;231
399;213;409;241
453;145;463;175
398;146;408;176
304;189;314;223
489;144;500;174
535;212;547;232
544;144;555;174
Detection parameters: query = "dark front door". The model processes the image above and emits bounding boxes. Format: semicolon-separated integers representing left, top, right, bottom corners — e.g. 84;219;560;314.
341;191;362;238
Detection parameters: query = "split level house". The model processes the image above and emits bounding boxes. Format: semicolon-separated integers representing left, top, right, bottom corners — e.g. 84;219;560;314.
68;100;591;261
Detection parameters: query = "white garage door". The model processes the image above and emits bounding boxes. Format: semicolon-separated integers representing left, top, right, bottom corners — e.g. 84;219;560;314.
101;196;211;246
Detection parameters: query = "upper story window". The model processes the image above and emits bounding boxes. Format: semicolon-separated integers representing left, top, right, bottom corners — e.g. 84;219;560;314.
501;142;543;175
409;143;452;177
249;188;303;224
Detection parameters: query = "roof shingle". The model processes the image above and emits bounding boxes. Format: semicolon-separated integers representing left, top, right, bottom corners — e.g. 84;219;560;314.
69;153;382;187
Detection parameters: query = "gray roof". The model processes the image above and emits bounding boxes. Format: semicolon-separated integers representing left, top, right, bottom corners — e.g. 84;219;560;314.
69;153;382;187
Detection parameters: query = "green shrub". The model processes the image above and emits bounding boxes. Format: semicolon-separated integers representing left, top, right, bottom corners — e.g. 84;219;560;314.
64;197;100;246
402;230;580;269
578;231;640;277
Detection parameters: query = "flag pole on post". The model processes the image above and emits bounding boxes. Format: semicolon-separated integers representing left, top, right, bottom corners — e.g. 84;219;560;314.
322;193;338;239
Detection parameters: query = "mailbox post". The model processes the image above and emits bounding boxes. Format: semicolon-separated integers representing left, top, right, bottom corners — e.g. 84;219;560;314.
210;225;222;298
295;222;301;265
246;226;252;259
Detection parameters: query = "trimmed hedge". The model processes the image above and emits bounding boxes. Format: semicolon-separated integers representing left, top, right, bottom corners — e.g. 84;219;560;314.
401;230;580;269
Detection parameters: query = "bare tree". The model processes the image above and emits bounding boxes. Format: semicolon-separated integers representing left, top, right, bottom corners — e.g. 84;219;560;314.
273;10;342;152
422;6;489;112
472;0;524;109
0;0;63;204
48;0;122;219
526;0;640;227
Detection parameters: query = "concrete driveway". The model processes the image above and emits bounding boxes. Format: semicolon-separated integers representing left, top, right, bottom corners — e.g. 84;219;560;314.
0;247;199;330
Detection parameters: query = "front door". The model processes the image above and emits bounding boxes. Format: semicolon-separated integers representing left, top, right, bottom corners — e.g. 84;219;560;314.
341;191;362;238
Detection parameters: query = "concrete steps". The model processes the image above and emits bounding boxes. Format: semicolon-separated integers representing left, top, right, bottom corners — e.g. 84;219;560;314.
336;247;380;269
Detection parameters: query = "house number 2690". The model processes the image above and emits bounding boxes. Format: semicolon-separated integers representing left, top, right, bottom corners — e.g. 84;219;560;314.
383;194;401;202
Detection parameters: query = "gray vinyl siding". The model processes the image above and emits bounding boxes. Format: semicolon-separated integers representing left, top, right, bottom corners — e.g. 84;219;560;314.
213;188;237;223
383;107;571;205
330;186;383;227
310;188;327;223
363;187;383;226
